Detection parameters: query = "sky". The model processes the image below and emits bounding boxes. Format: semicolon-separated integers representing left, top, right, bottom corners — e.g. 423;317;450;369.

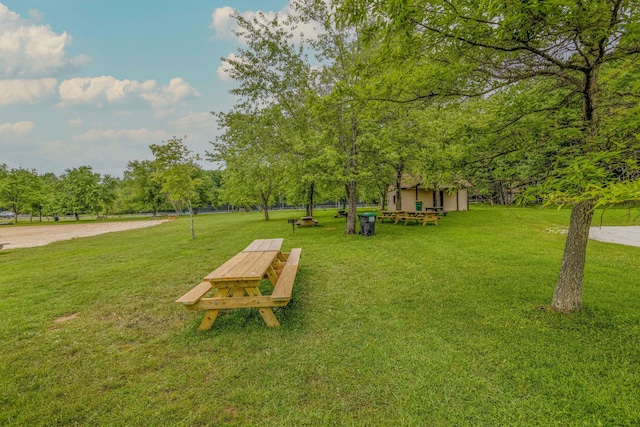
0;0;290;177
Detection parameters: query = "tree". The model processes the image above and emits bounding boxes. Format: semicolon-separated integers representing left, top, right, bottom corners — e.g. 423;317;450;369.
343;0;640;312
195;169;223;211
0;166;39;223
218;1;392;234
218;5;321;218
97;175;120;218
123;160;167;215
211;108;286;220
150;137;203;239
60;166;101;220
27;172;57;222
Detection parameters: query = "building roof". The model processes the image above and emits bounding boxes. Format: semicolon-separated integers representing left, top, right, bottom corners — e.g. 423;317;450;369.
394;174;472;190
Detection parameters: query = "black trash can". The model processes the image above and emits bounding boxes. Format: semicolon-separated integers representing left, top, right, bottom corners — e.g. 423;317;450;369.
358;213;377;236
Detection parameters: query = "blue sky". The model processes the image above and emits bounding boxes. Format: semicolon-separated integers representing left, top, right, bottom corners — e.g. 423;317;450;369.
0;0;289;177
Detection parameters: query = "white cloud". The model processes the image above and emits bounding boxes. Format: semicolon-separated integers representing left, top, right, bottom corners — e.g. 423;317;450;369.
58;76;156;106
217;53;242;81
58;76;200;109
210;6;237;39
27;9;44;22
169;111;214;130
210;2;322;83
72;128;166;142
153;108;175;119
0;120;35;135
0;78;57;106
0;3;89;77
210;6;283;42
140;77;201;109
67;118;83;128
209;2;321;43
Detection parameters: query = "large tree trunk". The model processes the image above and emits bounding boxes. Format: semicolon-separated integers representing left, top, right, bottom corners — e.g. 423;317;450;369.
305;182;314;217
551;66;600;312
188;205;196;239
261;190;270;220
433;183;441;208
551;201;595;312
345;181;357;235
345;115;359;235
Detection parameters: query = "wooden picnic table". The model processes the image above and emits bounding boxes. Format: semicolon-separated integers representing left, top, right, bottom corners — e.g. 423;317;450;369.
424;206;448;216
378;211;401;223
176;238;301;329
396;211;439;226
378;211;440;226
297;216;318;227
334;209;347;218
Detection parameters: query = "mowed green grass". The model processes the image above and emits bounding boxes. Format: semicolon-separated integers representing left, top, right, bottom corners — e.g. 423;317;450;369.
1;206;639;426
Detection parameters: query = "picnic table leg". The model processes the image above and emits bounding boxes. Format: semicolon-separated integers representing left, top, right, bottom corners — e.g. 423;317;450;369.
245;287;281;327
198;288;230;331
266;263;279;285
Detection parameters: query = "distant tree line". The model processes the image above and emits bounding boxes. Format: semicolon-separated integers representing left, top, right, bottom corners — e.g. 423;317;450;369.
0;147;224;224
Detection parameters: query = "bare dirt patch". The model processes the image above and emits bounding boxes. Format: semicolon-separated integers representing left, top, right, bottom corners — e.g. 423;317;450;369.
54;313;79;323
0;220;168;250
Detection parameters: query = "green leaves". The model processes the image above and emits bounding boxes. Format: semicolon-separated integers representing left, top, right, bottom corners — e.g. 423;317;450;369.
150;137;203;215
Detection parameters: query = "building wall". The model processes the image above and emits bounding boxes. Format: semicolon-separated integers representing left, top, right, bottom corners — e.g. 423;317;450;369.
457;188;469;211
386;187;469;211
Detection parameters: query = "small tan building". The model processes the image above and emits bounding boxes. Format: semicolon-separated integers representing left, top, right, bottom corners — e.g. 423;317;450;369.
386;177;470;212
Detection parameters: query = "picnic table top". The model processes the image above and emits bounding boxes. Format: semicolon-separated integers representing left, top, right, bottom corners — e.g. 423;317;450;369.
203;238;283;282
242;238;283;252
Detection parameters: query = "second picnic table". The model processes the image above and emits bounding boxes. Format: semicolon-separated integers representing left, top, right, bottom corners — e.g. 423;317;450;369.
176;238;301;329
378;210;440;226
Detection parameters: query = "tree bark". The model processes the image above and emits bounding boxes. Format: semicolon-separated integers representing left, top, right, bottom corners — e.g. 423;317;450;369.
345;114;359;235
433;182;441;208
551;201;595;312
345;181;358;235
188;205;195;239
306;182;314;217
260;189;270;220
551;65;600;312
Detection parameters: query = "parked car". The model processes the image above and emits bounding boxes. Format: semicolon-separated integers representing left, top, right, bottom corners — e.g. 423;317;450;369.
0;211;13;219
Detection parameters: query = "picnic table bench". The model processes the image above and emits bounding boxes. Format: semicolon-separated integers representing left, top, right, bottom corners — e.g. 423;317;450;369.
175;238;302;329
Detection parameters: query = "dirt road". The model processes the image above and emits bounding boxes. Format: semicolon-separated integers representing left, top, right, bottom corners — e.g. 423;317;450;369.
0;220;168;250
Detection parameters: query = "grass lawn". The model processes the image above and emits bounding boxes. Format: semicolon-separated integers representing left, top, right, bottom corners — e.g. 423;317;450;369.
1;206;639;426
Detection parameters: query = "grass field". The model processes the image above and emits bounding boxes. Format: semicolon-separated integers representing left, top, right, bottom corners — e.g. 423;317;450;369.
1;206;639;426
